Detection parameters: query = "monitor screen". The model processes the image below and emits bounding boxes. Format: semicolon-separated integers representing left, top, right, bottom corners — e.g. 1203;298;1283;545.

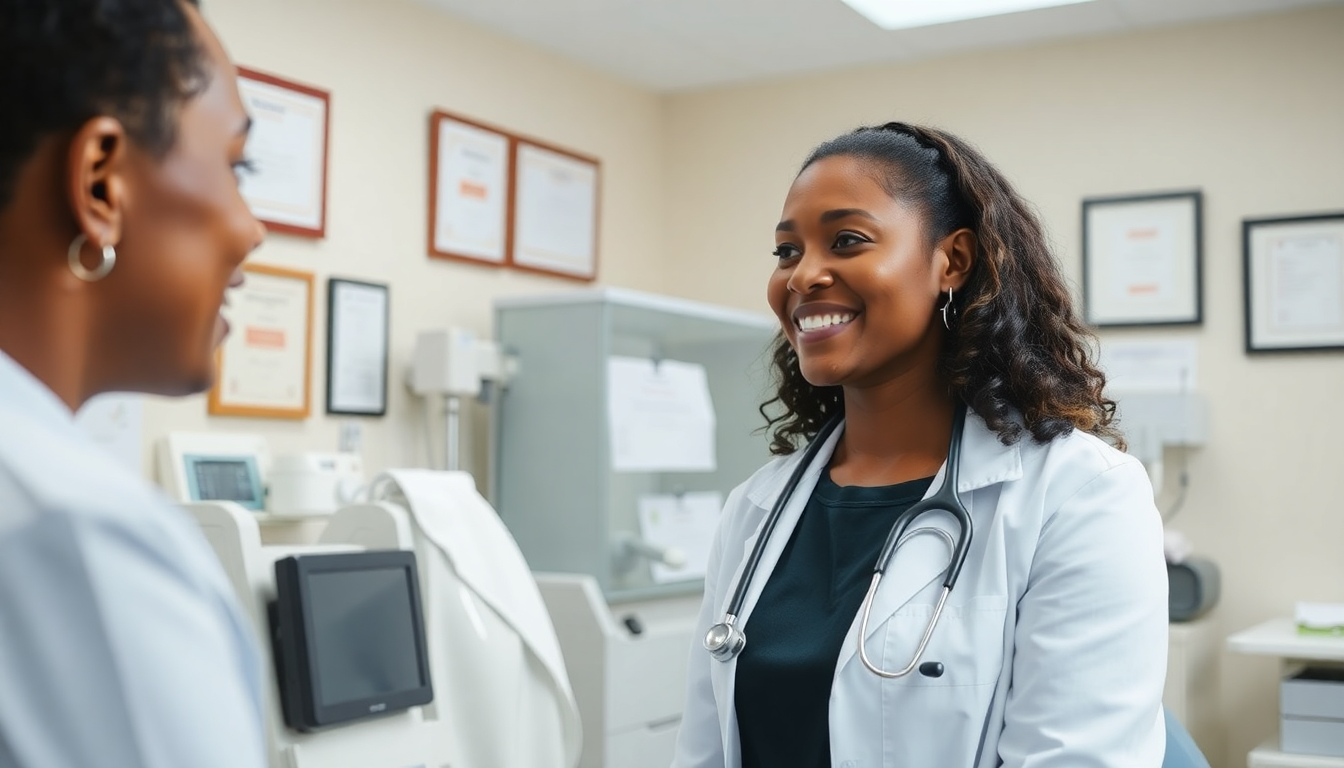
271;551;434;731
184;455;263;510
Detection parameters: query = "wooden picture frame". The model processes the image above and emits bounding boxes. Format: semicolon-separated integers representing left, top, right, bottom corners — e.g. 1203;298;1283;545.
1082;190;1202;328
209;263;314;419
236;67;331;238
428;110;513;267
1243;212;1344;353
510;138;601;282
325;277;390;416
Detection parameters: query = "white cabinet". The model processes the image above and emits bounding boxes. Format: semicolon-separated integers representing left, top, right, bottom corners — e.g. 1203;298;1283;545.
1168;619;1224;767
536;573;699;768
1227;618;1344;768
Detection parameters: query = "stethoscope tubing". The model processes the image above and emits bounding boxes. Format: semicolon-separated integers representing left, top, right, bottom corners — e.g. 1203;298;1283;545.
705;403;973;678
720;414;844;623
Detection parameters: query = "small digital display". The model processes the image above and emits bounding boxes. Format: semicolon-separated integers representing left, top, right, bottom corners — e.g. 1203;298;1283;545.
192;459;259;503
307;567;425;706
272;551;433;731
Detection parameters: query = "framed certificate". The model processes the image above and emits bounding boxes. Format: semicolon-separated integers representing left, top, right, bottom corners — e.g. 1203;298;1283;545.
1082;190;1202;327
236;67;330;238
429;111;513;266
511;139;600;281
326;278;390;416
1243;212;1344;353
209;263;314;419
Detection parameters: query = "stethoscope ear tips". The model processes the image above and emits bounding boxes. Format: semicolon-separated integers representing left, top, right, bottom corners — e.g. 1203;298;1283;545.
918;661;945;678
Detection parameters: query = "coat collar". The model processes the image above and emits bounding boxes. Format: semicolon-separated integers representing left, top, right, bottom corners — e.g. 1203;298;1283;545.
0;348;78;434
745;409;1023;511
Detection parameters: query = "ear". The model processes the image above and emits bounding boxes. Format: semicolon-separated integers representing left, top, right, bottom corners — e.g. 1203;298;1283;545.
936;227;977;291
65;117;130;248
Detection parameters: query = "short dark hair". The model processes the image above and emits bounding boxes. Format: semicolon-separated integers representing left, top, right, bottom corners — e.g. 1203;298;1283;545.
761;122;1121;453
0;0;207;208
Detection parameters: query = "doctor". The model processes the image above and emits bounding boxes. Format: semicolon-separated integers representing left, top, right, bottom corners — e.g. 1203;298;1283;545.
672;123;1168;768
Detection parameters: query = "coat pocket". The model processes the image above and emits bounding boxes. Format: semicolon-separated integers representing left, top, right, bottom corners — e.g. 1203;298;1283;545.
879;594;1008;688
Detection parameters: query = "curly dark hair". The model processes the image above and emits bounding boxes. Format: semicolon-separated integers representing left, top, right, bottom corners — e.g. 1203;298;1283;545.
0;0;207;209
761;122;1121;455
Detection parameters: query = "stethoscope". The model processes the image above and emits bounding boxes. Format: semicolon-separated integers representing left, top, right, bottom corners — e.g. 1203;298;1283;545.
703;403;973;679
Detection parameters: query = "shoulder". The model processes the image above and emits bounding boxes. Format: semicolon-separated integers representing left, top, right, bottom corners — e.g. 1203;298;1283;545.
1013;424;1156;526
0;404;212;578
1019;423;1137;480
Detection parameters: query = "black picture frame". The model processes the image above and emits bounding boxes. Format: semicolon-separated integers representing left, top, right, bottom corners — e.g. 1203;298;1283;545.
1081;190;1203;328
325;277;390;417
1242;211;1344;354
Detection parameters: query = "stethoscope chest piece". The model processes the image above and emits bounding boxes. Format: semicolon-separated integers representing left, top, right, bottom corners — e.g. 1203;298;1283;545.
704;617;745;662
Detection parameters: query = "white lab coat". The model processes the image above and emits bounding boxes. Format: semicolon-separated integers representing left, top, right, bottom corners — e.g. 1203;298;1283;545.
672;411;1167;768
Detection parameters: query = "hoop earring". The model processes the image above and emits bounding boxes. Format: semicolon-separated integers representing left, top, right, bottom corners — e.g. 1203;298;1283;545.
68;234;117;282
940;287;957;331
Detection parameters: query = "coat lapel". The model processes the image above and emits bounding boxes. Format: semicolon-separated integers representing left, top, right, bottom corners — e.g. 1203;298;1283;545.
731;423;846;626
712;424;847;768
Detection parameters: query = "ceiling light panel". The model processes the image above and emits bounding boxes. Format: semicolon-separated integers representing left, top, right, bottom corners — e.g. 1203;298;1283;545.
840;0;1100;30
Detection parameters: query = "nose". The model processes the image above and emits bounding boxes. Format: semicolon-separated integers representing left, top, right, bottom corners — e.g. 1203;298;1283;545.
250;216;268;252
785;250;833;295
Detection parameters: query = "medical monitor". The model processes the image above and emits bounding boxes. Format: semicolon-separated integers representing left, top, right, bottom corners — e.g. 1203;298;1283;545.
157;432;268;511
184;454;264;510
271;550;434;731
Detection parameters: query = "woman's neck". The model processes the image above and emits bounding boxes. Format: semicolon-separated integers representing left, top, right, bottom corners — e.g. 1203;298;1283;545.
0;253;95;412
0;148;97;412
828;378;957;488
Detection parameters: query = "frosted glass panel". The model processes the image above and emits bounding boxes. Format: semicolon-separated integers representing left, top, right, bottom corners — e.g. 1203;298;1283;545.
493;289;776;602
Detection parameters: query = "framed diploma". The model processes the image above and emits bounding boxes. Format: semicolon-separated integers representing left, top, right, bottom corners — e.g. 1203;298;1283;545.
511;139;600;281
236;67;330;238
429;111;512;266
325;278;390;416
209;263;314;419
1243;212;1344;353
1082;190;1202;327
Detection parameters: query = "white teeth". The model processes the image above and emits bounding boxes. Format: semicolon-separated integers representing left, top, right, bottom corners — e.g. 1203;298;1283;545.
798;312;855;332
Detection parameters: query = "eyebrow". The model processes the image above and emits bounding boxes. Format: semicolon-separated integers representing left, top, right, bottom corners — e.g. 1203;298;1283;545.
236;116;253;138
776;208;879;233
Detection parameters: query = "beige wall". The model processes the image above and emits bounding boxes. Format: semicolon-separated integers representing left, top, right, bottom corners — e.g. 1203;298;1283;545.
662;6;1344;766
139;0;667;482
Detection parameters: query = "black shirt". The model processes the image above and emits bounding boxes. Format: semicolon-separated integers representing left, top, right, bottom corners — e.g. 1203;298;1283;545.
734;471;934;768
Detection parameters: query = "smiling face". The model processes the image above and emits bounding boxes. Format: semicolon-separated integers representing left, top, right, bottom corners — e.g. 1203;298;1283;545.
767;154;951;392
91;6;264;396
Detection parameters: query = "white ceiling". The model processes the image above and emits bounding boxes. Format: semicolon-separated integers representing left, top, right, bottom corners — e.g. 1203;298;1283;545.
416;0;1339;91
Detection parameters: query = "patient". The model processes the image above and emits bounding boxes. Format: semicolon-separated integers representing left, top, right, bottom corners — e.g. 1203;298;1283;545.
0;2;268;766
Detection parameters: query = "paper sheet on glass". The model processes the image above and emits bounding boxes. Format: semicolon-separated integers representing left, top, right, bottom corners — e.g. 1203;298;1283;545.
638;492;722;584
513;143;597;277
607;356;716;473
1269;234;1343;331
237;77;326;231
433;118;509;262
75;393;144;475
329;281;387;414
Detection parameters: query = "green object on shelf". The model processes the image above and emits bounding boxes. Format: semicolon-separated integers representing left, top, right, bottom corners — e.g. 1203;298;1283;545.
1296;623;1344;637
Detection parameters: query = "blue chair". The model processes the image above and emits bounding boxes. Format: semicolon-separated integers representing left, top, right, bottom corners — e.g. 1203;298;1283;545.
1163;708;1210;768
